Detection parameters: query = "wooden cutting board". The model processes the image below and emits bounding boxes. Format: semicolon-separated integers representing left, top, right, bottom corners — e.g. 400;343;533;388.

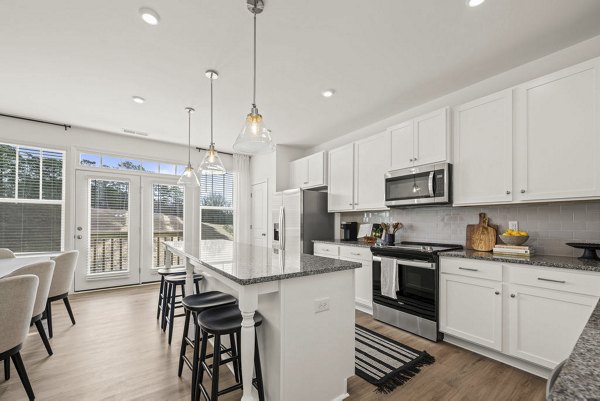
466;213;498;251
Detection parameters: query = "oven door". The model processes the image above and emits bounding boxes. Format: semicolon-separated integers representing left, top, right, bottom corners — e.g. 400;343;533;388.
396;259;437;320
385;163;449;207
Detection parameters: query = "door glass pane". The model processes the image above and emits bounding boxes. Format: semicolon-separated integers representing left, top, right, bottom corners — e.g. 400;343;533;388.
88;179;129;274
152;184;184;268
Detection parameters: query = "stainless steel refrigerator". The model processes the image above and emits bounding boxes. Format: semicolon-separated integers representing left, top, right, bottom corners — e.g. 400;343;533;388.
272;189;334;256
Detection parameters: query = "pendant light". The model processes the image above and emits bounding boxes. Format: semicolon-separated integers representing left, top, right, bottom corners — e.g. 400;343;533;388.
199;70;226;175
178;107;200;186
232;0;274;154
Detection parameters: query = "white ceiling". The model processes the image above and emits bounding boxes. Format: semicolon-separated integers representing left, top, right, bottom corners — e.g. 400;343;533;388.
2;0;600;152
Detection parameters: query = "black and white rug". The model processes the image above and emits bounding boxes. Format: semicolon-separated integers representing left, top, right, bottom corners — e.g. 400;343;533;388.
355;324;435;394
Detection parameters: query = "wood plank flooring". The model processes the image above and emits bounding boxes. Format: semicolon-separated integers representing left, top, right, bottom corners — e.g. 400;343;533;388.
0;284;546;401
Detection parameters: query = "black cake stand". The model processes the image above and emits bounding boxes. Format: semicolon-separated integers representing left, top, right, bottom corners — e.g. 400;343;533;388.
566;243;600;261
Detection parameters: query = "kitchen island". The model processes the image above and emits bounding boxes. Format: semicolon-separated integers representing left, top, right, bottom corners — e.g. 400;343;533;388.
163;240;362;401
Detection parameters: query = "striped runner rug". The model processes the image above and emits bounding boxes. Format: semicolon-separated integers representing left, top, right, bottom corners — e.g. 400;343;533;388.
355;324;435;393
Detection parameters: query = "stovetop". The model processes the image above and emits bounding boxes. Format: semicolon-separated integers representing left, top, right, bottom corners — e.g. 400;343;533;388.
371;241;463;256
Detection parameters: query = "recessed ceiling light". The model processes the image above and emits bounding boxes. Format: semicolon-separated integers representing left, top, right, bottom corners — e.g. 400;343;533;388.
321;89;335;98
139;7;160;25
132;96;146;104
467;0;486;7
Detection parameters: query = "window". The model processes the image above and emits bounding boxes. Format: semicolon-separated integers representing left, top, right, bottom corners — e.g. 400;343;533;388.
79;153;186;176
200;173;234;241
152;184;184;268
0;143;64;253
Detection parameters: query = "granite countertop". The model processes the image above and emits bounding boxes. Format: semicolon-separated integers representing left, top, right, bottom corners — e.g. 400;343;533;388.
548;299;600;401
313;239;374;248
440;250;600;273
164;240;362;285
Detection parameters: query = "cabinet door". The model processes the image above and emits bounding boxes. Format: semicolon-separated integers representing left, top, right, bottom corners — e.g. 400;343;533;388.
439;274;502;351
389;121;414;170
339;247;373;312
290;158;308;189
414;108;448;166
354;132;390;210
516;60;600;201
453;90;513;205
507;284;597;368
306;151;325;188
328;143;354;212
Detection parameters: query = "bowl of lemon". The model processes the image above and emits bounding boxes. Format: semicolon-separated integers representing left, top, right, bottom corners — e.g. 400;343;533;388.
500;229;529;246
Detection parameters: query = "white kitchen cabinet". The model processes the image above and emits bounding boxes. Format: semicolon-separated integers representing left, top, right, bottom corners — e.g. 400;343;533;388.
289;151;326;189
439;273;503;351
507;283;597;368
453;90;513;205
354;131;390;210
515;58;600;201
328;144;354;211
339;246;373;313
389;108;449;171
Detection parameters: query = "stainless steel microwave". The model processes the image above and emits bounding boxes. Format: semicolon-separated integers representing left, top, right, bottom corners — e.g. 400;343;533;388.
384;163;451;207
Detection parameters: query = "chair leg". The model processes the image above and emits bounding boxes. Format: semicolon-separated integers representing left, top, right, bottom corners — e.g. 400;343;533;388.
162;282;171;332
46;301;53;338
178;309;191;377
191;321;201;401
211;334;221;401
195;330;209;401
34;319;53;356
168;284;177;345
63;297;76;325
11;352;34;401
229;333;240;383
254;334;265;401
195;280;200;294
157;276;165;320
4;358;9;380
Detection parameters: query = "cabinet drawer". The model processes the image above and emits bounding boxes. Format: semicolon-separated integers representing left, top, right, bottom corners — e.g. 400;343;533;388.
339;246;372;261
314;243;339;258
507;264;600;296
440;257;502;281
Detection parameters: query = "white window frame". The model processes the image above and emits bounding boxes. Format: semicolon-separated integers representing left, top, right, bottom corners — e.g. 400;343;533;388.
199;173;235;242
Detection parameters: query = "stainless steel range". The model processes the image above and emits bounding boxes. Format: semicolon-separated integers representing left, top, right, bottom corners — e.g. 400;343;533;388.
371;241;462;341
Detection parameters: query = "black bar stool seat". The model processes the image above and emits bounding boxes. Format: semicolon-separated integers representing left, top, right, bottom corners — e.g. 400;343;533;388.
163;273;203;344
195;305;265;401
156;267;188;324
178;292;238;399
157;267;187;275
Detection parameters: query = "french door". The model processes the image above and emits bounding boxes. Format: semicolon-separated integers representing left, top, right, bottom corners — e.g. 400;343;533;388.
74;171;185;291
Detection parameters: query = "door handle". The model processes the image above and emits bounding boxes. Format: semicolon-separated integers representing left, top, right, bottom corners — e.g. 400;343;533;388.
428;171;435;197
77;226;83;231
76;235;83;239
262;233;266;236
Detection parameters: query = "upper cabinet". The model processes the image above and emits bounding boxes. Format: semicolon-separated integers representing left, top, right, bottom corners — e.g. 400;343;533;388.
514;59;600;201
390;108;449;170
328;144;355;212
289;151;327;189
354;132;390;211
453;90;513;205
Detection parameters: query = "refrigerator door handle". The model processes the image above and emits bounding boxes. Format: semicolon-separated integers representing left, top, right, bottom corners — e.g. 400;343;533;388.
280;206;286;250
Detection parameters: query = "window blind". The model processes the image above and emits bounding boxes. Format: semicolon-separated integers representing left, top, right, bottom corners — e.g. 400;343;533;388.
88;179;129;274
200;173;234;241
152;184;184;268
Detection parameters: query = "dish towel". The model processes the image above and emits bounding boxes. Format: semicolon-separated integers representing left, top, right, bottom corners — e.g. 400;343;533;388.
380;257;399;299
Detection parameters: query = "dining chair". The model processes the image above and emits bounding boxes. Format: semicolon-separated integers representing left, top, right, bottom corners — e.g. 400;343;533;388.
7;261;56;356
0;274;39;401
45;250;78;338
0;248;16;259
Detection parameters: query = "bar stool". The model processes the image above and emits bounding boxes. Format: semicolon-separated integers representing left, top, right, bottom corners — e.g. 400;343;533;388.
156;267;187;325
164;273;203;344
177;292;237;400
195;305;265;401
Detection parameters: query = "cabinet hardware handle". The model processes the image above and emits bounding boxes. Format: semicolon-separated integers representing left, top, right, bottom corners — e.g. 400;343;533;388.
76;235;83;239
537;277;566;284
494;291;500;295
349;203;353;206
459;267;478;272
354;203;358;206
409;158;413;162
506;190;511;195
521;189;526;193
414;157;418;161
323;248;329;251
510;294;516;298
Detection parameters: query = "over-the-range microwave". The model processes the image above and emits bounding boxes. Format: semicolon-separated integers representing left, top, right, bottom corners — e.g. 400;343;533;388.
384;162;451;207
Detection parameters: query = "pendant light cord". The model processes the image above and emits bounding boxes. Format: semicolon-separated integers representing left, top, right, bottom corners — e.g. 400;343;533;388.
187;109;192;164
252;1;257;107
210;75;214;145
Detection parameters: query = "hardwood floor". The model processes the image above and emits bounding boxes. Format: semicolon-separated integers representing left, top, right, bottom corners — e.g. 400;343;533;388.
0;284;546;401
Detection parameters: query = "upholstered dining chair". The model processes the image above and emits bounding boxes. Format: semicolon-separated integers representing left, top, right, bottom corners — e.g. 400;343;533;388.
7;261;56;356
46;250;78;338
0;274;39;401
0;248;16;259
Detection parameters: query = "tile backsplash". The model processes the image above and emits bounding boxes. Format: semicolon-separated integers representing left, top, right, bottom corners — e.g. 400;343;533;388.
339;201;600;257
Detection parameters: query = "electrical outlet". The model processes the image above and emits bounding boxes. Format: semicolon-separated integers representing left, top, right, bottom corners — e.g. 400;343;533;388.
314;298;330;313
509;221;519;231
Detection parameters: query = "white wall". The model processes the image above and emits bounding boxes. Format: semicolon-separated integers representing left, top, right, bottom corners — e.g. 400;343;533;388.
308;34;600;153
0;116;233;253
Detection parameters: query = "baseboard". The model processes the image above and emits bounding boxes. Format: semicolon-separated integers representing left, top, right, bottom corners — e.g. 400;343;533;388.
332;393;350;401
443;335;552;379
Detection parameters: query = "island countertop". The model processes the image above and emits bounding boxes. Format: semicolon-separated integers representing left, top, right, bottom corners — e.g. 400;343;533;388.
164;240;362;285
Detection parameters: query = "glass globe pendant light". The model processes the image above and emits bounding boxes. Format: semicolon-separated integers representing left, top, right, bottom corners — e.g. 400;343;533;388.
232;0;274;154
199;70;226;175
177;107;200;186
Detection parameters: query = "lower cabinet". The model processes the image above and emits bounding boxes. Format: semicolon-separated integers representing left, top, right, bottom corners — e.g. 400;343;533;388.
439;274;502;351
506;283;598;368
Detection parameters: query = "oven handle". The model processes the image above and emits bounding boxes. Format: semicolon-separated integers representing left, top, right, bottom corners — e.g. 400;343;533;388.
397;259;436;269
428;171;435;197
